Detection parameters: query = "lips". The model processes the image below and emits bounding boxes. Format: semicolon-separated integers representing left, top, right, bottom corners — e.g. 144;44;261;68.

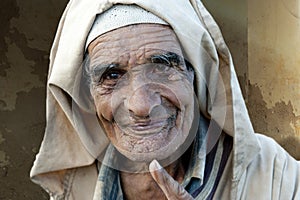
126;119;168;136
116;113;175;137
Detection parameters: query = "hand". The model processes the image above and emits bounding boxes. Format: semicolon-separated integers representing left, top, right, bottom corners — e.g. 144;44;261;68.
149;160;194;200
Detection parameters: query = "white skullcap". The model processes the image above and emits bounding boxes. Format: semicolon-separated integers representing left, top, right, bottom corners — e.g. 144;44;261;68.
85;4;168;49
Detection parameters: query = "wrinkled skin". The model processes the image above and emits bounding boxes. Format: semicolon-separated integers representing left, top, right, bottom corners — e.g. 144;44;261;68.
88;24;195;199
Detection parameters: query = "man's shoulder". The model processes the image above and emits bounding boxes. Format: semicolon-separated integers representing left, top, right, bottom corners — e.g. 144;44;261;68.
255;133;281;149
254;133;289;156
253;133;298;165
240;133;300;199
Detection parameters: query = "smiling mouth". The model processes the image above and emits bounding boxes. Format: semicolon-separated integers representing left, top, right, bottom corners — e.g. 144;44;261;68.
128;119;168;135
116;114;177;138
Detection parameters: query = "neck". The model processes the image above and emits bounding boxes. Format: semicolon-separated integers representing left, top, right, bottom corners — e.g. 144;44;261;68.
120;157;188;200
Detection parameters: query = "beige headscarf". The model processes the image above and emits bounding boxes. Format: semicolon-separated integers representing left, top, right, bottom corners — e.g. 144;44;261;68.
30;0;260;198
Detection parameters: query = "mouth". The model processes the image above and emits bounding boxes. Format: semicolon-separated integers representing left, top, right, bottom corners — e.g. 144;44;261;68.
123;115;176;137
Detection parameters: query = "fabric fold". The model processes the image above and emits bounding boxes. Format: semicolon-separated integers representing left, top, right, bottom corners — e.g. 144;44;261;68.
31;0;261;198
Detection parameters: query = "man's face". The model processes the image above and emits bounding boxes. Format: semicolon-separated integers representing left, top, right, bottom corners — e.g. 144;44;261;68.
88;24;195;162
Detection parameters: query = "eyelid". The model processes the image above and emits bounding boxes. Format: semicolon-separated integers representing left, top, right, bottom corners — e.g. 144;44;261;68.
91;63;119;77
100;66;127;85
101;64;119;76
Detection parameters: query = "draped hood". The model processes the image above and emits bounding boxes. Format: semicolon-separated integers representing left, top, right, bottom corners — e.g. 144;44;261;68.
30;0;261;198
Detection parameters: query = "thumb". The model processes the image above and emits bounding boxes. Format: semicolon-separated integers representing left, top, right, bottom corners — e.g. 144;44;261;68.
149;160;194;200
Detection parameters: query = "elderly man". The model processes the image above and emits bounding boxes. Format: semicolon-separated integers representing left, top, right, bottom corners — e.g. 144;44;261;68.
30;0;300;199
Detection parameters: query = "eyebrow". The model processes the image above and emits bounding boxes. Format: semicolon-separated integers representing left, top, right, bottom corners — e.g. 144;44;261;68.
150;52;184;66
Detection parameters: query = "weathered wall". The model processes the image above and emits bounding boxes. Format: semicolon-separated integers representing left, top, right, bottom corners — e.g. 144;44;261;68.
0;0;299;199
204;0;300;159
203;0;248;97
248;0;300;159
0;0;68;199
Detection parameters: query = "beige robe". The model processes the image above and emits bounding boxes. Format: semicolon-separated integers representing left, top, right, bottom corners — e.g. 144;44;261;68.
30;0;300;199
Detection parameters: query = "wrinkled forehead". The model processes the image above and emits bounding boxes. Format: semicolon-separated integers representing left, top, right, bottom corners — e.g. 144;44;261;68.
87;24;184;68
85;4;184;68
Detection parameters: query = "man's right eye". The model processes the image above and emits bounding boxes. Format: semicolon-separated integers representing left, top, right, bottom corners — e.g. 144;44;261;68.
103;71;123;80
100;69;126;83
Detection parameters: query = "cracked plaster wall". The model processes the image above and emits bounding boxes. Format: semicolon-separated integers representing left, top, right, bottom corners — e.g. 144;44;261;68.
248;0;300;159
0;0;299;199
204;0;300;159
0;0;68;199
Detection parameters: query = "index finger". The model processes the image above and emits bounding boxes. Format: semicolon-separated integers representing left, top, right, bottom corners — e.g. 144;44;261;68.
149;160;194;200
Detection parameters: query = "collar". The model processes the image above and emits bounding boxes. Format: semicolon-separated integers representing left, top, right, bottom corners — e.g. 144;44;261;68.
182;114;209;187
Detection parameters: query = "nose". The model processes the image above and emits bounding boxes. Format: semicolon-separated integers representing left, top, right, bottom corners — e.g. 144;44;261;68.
126;86;161;118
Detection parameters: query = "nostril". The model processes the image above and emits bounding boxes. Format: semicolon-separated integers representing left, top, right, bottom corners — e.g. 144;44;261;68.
129;110;150;120
126;87;162;118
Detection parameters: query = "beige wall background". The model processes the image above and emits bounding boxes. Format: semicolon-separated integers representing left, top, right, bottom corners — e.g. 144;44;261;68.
0;0;299;199
248;0;300;158
204;0;300;159
0;0;68;199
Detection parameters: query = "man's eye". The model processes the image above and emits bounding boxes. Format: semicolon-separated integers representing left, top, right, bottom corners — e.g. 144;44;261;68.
101;70;125;81
104;72;122;80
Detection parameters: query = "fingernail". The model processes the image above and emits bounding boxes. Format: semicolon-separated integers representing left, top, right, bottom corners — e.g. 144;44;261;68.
149;159;162;172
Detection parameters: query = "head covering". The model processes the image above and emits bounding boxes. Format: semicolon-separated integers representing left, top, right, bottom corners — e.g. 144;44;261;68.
30;0;260;198
85;4;168;49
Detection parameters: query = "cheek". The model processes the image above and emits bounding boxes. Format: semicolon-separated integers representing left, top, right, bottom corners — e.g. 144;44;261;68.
163;79;194;108
93;92;114;122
